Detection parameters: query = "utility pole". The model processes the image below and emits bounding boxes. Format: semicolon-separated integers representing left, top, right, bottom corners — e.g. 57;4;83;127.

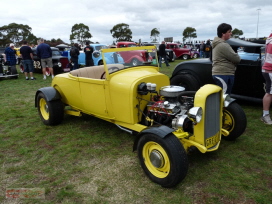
256;8;261;39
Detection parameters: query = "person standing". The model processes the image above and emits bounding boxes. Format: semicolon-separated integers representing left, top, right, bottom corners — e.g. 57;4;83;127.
158;41;170;67
199;41;205;58
36;38;54;79
260;33;272;125
84;42;94;66
204;39;212;58
4;43;17;72
20;40;35;80
212;23;240;95
70;43;80;70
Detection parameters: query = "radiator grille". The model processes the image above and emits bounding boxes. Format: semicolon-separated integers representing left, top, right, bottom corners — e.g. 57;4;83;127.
204;92;221;139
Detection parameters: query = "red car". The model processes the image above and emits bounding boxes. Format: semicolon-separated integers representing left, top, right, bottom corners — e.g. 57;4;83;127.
165;43;191;60
116;42;153;66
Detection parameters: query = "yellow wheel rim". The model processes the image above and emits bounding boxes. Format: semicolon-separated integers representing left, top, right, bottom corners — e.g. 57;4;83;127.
142;141;170;178
39;98;49;120
223;110;234;132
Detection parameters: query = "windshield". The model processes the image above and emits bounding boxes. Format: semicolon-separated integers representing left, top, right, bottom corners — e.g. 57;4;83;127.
52;50;61;56
101;46;158;77
94;45;108;51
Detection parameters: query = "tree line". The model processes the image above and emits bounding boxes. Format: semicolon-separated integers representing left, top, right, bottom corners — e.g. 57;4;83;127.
0;22;244;47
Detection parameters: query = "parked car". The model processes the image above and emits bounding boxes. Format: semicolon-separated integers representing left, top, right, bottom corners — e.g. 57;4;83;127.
170;38;264;103
20;47;69;75
116;42;153;66
141;42;176;62
165;43;191;60
35;45;246;187
178;44;200;59
66;44;124;66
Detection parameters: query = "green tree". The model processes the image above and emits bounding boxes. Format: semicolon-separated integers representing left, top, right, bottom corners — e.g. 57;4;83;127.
182;27;197;43
232;28;243;38
0;23;33;46
110;23;132;42
70;23;92;46
150;28;160;42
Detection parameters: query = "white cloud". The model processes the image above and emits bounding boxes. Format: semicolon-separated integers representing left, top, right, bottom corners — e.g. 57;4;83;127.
0;0;271;45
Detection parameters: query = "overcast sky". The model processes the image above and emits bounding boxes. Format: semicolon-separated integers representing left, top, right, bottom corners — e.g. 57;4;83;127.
1;0;271;45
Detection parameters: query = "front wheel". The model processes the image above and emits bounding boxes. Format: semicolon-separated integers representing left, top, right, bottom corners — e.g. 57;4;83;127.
37;92;64;125
222;102;247;140
137;133;188;188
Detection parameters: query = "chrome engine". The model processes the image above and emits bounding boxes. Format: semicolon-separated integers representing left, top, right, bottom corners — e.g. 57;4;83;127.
138;83;199;132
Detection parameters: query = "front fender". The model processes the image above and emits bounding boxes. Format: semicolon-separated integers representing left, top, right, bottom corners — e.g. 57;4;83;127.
133;126;174;151
35;87;61;107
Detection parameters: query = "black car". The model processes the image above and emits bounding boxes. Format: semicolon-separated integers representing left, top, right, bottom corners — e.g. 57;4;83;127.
170;38;264;103
20;47;69;75
142;43;176;62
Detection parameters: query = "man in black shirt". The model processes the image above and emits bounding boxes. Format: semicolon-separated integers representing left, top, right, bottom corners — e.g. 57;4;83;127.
158;41;170;67
20;41;35;80
84;42;94;66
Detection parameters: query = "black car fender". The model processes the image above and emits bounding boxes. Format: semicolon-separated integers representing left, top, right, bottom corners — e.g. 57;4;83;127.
133;125;175;151
35;87;61;107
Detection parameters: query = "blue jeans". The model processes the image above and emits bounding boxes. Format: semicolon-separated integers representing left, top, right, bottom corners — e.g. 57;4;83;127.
159;55;169;67
71;58;78;70
23;59;34;72
199;51;204;58
212;75;234;94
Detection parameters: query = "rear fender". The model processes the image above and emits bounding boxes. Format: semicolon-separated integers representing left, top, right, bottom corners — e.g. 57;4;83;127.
35;87;61;107
133;126;174;151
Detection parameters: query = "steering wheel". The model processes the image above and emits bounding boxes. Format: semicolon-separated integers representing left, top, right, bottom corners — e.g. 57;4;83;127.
100;66;120;79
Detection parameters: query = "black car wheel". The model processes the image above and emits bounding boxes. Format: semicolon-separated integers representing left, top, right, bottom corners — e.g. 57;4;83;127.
37;92;64;126
222;102;247;140
170;74;200;91
193;53;199;58
131;58;139;66
182;55;189;60
137;133;188;188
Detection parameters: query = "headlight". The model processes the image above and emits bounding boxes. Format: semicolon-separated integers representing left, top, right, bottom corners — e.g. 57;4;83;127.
93;51;100;58
223;94;234;107
188;107;202;123
58;62;61;67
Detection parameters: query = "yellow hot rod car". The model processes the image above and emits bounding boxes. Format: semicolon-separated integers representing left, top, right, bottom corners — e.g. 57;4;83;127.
35;46;247;188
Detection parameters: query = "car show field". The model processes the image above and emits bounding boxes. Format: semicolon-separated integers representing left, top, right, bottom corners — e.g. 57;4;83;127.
0;42;271;203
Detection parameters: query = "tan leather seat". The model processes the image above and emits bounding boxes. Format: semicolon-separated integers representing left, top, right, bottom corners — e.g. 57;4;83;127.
70;64;124;79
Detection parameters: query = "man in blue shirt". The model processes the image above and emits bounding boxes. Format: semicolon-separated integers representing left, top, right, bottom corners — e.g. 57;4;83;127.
4;43;17;72
36;38;54;79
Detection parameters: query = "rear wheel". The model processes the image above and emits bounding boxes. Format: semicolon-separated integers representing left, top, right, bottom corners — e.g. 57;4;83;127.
170;74;200;91
131;58;140;66
222;102;247;140
182;55;189;60
137;133;188;188
37;92;64;125
193;53;198;58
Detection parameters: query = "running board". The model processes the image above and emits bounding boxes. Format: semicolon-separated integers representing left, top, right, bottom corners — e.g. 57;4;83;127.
65;109;82;116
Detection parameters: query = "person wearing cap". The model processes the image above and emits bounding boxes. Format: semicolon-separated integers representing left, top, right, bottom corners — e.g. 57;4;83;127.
4;43;17;72
260;33;272;125
20;40;35;80
83;41;94;66
36;38;54;79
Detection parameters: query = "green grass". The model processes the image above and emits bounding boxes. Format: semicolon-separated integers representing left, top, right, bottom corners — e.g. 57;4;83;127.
0;63;271;204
